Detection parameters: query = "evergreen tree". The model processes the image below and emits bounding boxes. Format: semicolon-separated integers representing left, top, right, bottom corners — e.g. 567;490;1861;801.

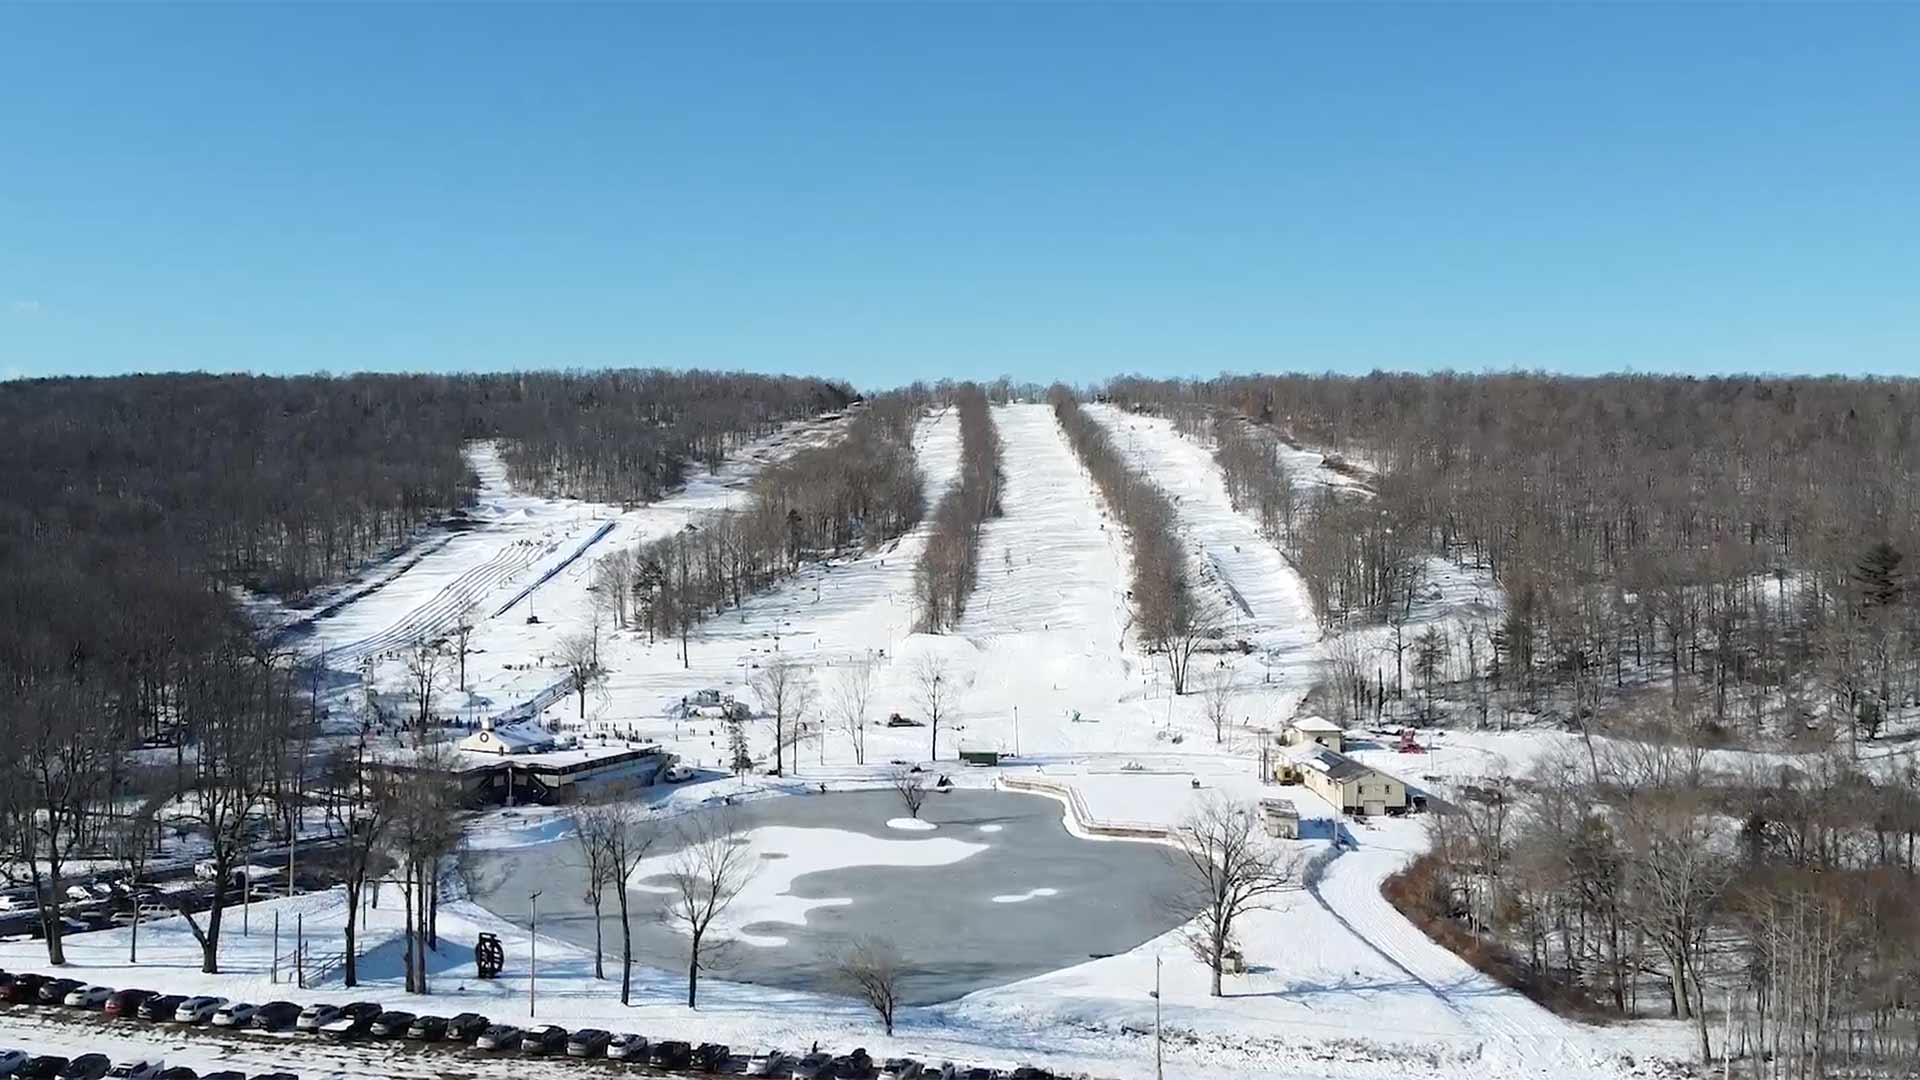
1854;541;1905;610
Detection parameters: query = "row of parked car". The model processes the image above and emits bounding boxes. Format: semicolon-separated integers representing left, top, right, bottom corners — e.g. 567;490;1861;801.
0;1051;290;1080
0;968;1060;1080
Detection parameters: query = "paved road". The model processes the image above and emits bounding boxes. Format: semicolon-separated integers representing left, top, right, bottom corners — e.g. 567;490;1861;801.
473;789;1191;1004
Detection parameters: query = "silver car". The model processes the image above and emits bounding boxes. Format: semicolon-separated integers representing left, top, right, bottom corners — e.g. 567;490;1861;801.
174;996;227;1024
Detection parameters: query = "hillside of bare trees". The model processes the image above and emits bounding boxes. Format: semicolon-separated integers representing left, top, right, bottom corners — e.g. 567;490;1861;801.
623;393;927;666
914;384;1004;631
1389;739;1920;1073
1110;374;1920;747
0;369;843;968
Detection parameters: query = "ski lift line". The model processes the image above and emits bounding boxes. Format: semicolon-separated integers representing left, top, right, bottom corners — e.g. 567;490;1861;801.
490;520;619;619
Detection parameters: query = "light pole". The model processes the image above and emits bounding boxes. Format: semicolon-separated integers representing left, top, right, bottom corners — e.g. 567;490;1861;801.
1013;705;1020;758
528;890;542;1018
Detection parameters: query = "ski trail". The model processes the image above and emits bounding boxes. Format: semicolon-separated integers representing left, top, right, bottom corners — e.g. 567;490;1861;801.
1084;403;1320;715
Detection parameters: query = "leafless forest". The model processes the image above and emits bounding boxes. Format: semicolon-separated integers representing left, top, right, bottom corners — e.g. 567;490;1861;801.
914;384;1004;632
0;369;846;970
625;391;926;665
1108;373;1920;1075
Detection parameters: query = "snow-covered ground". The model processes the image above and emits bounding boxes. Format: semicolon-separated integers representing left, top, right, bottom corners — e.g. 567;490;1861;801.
118;401;1726;1080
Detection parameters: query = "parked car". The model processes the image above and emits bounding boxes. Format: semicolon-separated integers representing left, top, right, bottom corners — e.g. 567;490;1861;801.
696;1043;731;1072
16;1058;67;1080
651;1042;693;1070
173;996;227;1024
368;1011;415;1038
56;1059;112;1080
249;1074;298;1080
1007;1068;1055;1079
104;990;156;1018
37;978;85;1005
444;1013;490;1042
105;1062;163;1080
210;1002;258;1028
2;974;49;1004
663;764;695;782
320;1002;380;1039
520;1026;567;1055
136;996;187;1022
789;1053;835;1080
744;1051;791;1077
474;1024;523;1051
249;1002;301;1031
833;1050;874;1080
878;1061;923;1080
196;1073;243;1080
156;1069;196;1080
0;1052;29;1080
403;1015;447;1041
606;1034;648;1061
293;1003;342;1032
563;1029;610;1058
63;985;114;1009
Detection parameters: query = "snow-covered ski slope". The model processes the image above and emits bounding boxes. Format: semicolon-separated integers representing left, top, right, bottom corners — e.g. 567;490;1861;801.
1085;403;1322;722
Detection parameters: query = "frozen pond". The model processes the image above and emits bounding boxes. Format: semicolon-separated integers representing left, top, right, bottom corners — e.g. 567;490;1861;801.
472;789;1192;1003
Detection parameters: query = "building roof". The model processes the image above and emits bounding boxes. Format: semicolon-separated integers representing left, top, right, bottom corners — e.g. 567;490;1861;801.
1293;746;1376;784
1288;715;1343;734
458;721;555;756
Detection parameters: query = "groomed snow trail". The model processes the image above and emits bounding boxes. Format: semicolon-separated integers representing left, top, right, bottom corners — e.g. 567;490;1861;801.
1312;824;1590;1074
1084;404;1321;718
964;403;1132;642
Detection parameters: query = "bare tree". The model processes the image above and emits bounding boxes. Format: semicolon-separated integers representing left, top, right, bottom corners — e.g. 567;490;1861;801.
891;765;929;819
601;790;658;1005
1168;796;1301;997
558;631;606;722
910;653;959;761
390;740;463;994
661;808;759;1009
9;681;119;965
750;657;816;776
108;807;157;964
405;636;446;732
1160;595;1226;697
327;713;397;987
449;603;479;692
840;937;907;1035
591;548;636;629
1202;661;1238;745
833;658;877;765
569;799;620;979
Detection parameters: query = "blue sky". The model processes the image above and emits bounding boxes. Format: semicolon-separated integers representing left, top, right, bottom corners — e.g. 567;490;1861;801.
3;3;1916;387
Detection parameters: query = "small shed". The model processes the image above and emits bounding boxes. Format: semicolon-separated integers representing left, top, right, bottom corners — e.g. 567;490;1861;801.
1259;797;1300;839
959;748;1002;767
1282;715;1345;753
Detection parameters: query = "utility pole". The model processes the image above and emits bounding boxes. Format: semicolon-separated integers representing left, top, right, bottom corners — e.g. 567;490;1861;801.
1013;705;1020;757
528;890;542;1018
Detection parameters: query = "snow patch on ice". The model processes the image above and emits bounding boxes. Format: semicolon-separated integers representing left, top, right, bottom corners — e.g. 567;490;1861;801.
887;817;937;832
990;887;1058;904
977;823;1004;833
630;824;985;947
